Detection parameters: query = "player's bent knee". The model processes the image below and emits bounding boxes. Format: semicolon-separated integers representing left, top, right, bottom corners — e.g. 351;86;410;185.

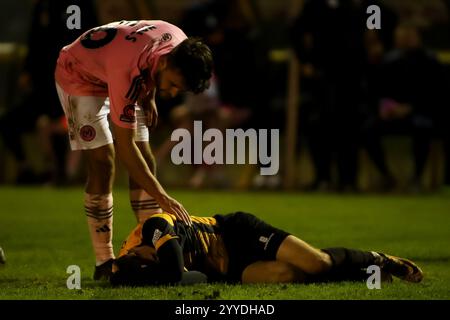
87;156;115;178
276;235;332;275
85;146;115;172
84;146;115;193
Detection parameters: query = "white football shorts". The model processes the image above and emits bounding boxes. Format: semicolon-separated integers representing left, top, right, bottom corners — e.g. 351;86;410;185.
55;82;149;150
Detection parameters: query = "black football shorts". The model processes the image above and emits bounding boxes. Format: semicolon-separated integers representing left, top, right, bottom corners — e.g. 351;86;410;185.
214;211;290;282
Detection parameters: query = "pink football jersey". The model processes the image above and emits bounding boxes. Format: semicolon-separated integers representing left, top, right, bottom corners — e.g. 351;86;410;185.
55;20;187;128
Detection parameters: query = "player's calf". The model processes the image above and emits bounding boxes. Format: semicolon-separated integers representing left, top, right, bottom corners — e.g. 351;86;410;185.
319;247;380;282
84;145;115;193
84;192;115;280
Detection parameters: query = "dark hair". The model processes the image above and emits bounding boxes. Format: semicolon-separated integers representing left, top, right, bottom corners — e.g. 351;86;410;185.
167;37;213;94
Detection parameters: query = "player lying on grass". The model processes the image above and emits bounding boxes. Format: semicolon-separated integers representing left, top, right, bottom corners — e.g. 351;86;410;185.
110;211;423;286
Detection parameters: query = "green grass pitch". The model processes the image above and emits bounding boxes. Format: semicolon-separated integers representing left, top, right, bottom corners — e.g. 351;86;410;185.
0;186;449;300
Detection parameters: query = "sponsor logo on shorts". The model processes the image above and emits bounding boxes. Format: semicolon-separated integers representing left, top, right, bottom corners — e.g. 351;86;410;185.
259;233;274;251
79;125;96;142
120;104;136;123
259;236;268;244
160;33;172;43
152;229;162;246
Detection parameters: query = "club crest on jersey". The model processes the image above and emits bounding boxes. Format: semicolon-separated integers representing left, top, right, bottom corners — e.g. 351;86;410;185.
160;33;172;43
79;125;96;141
120;104;136;123
152;229;163;246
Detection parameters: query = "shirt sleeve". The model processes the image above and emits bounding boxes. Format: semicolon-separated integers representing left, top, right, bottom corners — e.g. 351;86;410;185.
141;213;179;251
142;213;185;282
107;68;142;129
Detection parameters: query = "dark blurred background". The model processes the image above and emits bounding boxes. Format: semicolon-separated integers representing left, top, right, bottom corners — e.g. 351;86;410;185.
0;0;449;193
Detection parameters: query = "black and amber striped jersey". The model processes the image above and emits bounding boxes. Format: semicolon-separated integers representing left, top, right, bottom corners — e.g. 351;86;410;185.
118;213;229;277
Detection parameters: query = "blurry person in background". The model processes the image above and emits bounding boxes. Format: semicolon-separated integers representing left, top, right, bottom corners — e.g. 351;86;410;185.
0;0;98;185
291;0;367;193
154;76;235;189
359;1;399;191
362;24;447;192
179;0;277;189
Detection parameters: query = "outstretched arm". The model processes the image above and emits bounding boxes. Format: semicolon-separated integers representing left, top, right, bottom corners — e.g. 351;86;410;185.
113;123;191;225
107;69;191;224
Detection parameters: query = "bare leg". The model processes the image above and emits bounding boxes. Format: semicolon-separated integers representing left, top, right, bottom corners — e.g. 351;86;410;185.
242;235;422;284
276;236;381;282
240;235;332;284
241;261;307;284
83;144;116;273
276;235;333;275
84;144;115;193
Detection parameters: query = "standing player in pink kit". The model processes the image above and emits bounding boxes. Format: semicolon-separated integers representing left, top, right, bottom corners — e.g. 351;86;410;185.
55;20;213;280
